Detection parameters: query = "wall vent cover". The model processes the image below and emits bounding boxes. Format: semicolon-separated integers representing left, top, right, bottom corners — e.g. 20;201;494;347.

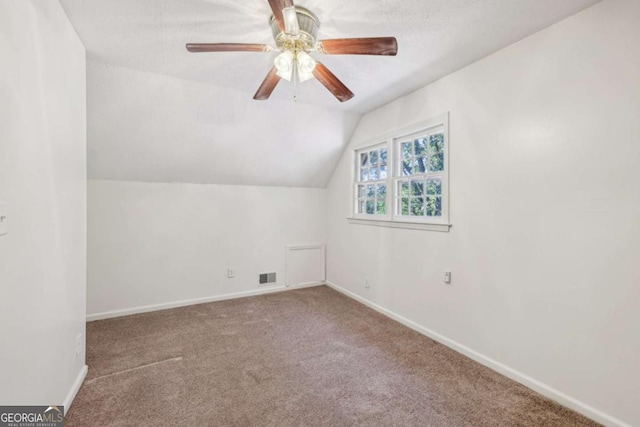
259;272;276;285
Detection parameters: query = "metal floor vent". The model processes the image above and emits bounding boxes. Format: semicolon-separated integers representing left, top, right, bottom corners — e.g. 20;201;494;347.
259;272;277;285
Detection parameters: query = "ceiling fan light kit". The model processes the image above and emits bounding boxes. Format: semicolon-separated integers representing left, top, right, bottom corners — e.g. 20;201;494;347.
186;1;397;103
271;7;318;86
296;51;316;82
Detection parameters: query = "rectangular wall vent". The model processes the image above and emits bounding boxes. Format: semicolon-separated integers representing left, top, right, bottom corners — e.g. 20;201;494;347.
259;272;276;285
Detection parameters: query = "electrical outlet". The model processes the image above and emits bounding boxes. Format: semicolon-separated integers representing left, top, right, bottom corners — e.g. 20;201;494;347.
227;268;235;278
0;202;7;236
75;333;83;359
444;271;452;284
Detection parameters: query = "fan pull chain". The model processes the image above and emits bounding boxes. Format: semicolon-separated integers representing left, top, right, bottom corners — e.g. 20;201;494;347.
292;59;298;103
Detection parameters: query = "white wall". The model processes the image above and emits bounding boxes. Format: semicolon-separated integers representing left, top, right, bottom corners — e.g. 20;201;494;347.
0;0;87;409
88;180;326;318
85;60;360;188
326;0;639;425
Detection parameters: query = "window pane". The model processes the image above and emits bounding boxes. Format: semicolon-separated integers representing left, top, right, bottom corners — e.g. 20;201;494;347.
411;180;424;196
429;133;445;151
379;164;387;179
369;167;379;180
356;132;445;221
370;150;379;165
401;198;409;215
380;148;388;163
414;138;427;156
426;196;442;217
399;181;409;197
410;197;424;216
428;152;444;172
366;185;375;198
401;142;412;158
426;179;442;195
401;160;412;176
414;157;427;173
366;200;375;214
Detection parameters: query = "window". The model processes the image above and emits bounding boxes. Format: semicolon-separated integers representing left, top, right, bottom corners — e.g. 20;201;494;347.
354;143;389;218
351;113;450;231
395;129;445;220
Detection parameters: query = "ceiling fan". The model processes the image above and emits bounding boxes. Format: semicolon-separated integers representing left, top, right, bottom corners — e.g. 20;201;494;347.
186;0;397;103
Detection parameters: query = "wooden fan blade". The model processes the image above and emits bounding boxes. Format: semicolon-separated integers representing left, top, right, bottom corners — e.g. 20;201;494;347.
186;43;270;53
253;67;282;100
312;63;354;103
268;0;294;32
317;37;398;56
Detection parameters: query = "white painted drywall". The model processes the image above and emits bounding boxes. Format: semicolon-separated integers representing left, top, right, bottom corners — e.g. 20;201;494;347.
286;245;326;287
86;60;360;188
326;0;640;425
0;0;87;408
87;180;326;317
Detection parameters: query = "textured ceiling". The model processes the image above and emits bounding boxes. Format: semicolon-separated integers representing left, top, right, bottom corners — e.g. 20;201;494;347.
59;0;599;187
60;0;599;113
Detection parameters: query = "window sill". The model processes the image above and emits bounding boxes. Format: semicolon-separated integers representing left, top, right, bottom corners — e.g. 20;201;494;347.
347;217;452;232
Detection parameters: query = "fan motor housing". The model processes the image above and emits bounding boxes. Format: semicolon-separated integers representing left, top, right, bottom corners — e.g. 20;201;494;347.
270;6;320;52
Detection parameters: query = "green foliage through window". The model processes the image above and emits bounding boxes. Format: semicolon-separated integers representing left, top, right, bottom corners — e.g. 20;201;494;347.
355;119;447;222
356;145;388;216
394;131;444;218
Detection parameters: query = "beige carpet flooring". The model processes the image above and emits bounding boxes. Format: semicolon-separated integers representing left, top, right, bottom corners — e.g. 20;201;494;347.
66;285;599;426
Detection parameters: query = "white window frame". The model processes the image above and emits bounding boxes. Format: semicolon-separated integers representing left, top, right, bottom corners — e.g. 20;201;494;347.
352;141;391;221
349;113;451;232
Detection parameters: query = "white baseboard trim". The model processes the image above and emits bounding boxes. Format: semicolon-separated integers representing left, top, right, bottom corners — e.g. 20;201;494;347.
325;281;630;427
63;364;87;415
86;282;324;322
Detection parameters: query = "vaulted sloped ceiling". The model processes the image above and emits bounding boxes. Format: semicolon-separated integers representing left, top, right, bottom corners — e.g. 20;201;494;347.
87;60;359;187
61;0;599;187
